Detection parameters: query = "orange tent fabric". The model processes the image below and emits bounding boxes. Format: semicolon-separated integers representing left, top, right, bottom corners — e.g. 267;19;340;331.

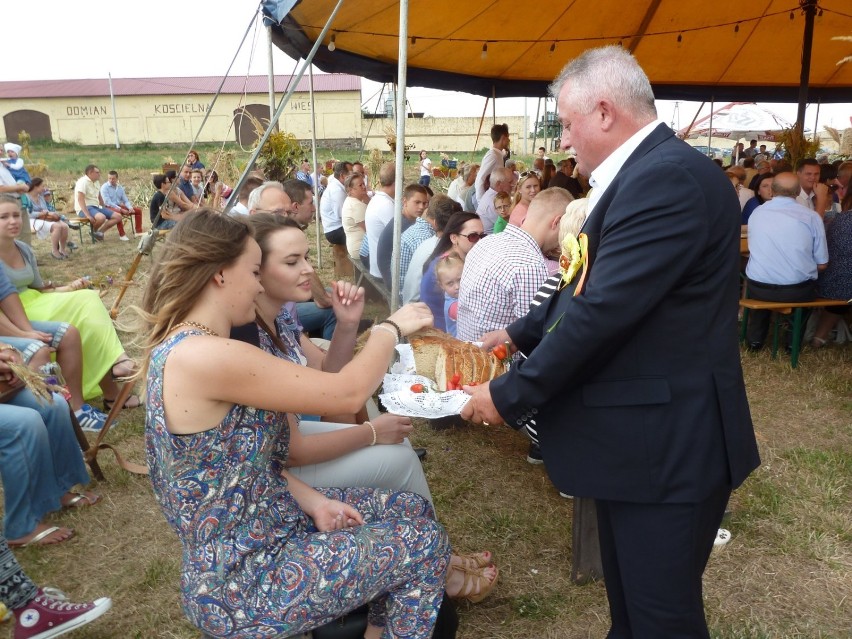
270;0;852;101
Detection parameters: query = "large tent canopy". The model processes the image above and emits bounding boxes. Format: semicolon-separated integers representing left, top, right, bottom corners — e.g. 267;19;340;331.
266;0;852;102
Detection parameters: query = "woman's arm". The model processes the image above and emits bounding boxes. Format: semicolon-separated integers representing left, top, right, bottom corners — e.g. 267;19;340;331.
168;190;193;212
281;469;363;530
164;303;432;431
286;413;413;467
299;281;361;373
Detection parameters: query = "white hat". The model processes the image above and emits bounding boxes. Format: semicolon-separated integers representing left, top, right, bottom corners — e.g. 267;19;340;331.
4;143;21;155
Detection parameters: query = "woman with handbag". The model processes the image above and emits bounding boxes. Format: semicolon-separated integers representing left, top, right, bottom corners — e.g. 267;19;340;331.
0;345;100;548
141;210;495;639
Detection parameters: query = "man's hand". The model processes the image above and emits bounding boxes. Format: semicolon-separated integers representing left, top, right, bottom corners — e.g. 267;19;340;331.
461;380;505;425
480;329;514;354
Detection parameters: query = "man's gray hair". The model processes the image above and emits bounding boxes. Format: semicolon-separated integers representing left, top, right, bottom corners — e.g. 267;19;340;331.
549;45;657;121
248;181;285;211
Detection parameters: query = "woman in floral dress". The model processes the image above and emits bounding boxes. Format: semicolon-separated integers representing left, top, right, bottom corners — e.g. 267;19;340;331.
141;210;464;639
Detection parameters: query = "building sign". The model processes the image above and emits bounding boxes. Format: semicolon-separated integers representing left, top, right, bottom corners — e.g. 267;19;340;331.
66;105;108;116
290;101;311;111
153;103;210;115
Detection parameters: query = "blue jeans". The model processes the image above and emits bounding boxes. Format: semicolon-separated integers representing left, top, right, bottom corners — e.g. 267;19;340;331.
0;391;90;539
0;320;69;363
295;302;337;340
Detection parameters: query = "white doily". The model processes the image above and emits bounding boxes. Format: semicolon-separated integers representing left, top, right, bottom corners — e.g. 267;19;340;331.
379;373;470;417
390;344;416;375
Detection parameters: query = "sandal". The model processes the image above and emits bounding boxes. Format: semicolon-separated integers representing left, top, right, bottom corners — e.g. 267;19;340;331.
103;394;142;411
447;563;498;604
8;525;74;548
61;491;101;509
810;337;828;349
110;358;137;381
456;552;493;570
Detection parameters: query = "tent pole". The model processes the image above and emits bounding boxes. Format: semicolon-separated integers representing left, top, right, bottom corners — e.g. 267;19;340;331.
225;0;345;214
358;83;387;161
523;98;528;155
473;98;489;155
707;97;714;161
681;101;706;138
796;0;818;137
812;98;821;143
267;26;277;132
390;0;409;311
309;65;321;269
108;73;120;149
531;98;541;156
492;86;496;123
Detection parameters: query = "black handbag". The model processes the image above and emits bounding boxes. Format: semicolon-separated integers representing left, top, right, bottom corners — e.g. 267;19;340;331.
312;593;458;639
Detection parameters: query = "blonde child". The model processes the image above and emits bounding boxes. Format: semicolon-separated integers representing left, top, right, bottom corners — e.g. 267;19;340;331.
491;191;512;233
435;252;464;337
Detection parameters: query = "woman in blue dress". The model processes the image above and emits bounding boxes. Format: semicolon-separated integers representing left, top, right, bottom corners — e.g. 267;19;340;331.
141;211;493;639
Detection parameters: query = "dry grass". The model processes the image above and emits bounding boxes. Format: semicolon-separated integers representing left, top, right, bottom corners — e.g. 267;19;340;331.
2;159;851;638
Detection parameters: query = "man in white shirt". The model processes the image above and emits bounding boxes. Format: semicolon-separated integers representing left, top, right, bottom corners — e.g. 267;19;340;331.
364;163;395;278
475;123;510;202
319;160;353;277
74;165;123;241
476;167;513;233
795;157;826;214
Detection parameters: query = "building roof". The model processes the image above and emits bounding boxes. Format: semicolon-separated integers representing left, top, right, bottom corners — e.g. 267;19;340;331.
0;74;361;99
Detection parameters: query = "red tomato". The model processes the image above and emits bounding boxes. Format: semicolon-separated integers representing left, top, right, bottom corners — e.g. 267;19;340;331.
492;344;508;360
410;383;425;393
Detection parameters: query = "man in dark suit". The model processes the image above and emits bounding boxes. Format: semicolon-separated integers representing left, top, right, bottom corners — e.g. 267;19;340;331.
462;46;760;638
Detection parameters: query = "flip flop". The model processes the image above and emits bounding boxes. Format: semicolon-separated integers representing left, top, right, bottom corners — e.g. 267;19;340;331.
61;491;101;509
8;526;74;548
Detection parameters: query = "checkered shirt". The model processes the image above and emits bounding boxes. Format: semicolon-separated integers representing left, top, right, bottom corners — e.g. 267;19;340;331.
456;224;549;342
399;217;435;291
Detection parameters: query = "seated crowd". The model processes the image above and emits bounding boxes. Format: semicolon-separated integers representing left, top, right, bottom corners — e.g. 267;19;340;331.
1;132;848;639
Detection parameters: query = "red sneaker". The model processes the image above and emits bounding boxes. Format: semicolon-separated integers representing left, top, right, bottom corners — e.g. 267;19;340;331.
13;588;111;639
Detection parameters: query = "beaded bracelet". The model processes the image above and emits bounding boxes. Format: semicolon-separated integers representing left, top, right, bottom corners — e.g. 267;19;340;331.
370;324;399;344
380;319;403;342
364;420;377;446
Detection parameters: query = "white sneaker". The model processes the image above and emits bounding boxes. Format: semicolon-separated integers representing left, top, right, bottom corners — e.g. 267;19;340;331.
714;528;732;547
118;236;130;242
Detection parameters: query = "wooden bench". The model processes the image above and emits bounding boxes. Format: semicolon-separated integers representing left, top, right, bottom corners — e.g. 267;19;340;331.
350;256;393;309
739;297;850;368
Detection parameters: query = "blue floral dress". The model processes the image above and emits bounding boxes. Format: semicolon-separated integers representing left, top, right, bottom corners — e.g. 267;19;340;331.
146;330;451;638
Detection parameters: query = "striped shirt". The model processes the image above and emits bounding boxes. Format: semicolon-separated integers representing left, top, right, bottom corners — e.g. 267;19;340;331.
456;224;548;342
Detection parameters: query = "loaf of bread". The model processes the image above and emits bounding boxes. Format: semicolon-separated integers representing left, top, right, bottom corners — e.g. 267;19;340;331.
409;329;507;391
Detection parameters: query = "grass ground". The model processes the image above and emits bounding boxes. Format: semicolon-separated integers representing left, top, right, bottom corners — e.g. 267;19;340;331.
1;144;850;638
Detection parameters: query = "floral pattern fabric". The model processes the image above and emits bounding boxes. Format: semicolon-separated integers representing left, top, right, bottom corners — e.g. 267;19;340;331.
146;330;450;638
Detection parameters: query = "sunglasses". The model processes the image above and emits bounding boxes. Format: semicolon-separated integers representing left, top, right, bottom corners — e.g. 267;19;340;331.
518;170;540;180
459;232;487;243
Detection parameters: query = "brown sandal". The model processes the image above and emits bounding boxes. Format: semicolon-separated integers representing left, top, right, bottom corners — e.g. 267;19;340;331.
456;552;493;570
448;564;498;604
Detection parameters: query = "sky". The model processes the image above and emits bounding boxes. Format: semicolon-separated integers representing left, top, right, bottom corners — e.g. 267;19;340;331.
3;1;850;142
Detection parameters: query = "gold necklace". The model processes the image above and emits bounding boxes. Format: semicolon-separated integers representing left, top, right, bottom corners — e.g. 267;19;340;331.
172;320;219;337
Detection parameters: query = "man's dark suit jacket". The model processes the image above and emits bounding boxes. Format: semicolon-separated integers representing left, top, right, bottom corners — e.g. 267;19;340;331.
491;124;760;504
